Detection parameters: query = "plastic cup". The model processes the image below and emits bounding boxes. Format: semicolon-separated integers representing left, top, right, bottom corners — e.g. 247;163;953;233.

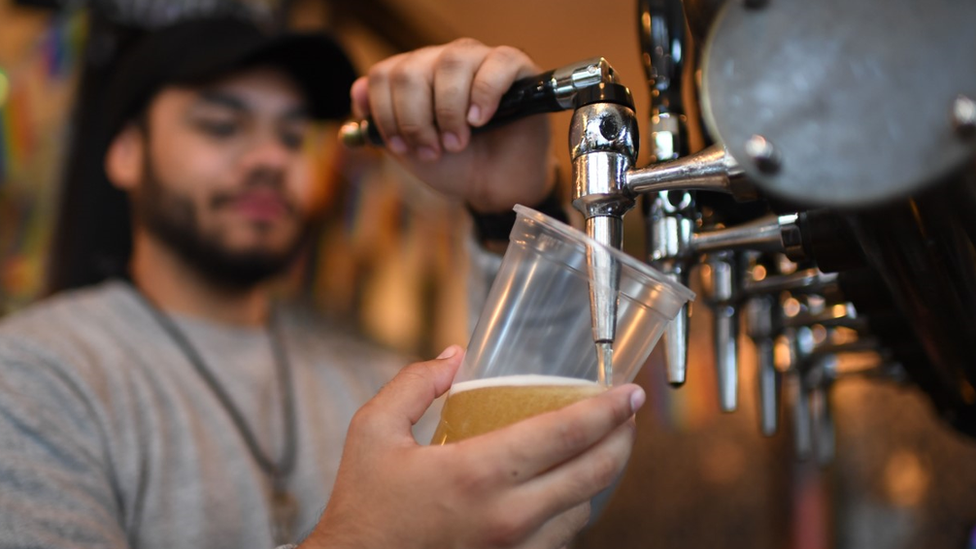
431;205;695;444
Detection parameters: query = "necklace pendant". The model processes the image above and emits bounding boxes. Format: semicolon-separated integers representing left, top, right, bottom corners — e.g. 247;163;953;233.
271;484;299;546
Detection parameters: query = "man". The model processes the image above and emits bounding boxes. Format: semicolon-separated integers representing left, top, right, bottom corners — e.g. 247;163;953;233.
0;14;643;549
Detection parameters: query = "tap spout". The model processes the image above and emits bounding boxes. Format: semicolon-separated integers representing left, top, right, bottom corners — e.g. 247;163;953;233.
626;144;755;198
586;216;623;386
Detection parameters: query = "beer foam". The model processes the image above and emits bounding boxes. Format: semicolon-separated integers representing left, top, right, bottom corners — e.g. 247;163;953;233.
449;374;601;395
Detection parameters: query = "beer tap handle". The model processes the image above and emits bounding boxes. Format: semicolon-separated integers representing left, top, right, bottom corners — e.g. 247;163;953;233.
340;58;618;147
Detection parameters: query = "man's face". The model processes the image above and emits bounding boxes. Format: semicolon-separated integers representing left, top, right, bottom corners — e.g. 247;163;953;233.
131;66;316;286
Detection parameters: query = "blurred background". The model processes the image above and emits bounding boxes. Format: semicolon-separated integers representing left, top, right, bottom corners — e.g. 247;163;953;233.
1;0;975;548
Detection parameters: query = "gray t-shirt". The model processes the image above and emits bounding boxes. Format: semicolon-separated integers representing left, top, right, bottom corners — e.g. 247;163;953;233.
0;280;418;548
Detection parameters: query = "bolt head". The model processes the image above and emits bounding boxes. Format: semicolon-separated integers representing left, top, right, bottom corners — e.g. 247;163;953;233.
952;95;976;140
744;134;781;174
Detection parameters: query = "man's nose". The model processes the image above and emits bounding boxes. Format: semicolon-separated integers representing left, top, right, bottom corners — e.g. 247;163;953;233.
240;131;295;170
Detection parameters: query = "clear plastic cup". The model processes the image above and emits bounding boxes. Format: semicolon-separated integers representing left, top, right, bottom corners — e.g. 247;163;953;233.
431;205;695;444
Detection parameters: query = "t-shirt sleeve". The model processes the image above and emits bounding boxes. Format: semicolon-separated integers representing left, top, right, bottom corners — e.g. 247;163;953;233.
0;344;128;548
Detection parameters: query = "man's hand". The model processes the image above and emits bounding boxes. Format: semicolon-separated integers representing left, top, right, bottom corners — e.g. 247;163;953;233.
350;39;556;214
302;346;643;549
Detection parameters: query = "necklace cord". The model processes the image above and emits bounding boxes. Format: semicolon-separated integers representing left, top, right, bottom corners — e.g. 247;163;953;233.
130;286;298;482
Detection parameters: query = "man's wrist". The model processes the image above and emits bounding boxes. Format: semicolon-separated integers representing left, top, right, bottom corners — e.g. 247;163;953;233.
467;166;568;247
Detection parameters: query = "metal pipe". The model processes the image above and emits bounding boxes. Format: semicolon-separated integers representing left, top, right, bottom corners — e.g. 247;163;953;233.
744;268;838;295
625;144;743;195
691;214;802;257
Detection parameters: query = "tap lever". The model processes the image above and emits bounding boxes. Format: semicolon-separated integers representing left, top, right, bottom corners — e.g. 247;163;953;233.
341;58;622;148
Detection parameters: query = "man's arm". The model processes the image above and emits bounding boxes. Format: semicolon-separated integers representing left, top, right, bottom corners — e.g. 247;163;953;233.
299;346;643;549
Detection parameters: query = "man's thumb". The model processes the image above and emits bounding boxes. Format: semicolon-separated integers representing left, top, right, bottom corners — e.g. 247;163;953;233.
368;346;464;436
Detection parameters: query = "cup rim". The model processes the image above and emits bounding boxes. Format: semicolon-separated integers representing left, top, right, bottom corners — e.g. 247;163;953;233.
513;205;697;304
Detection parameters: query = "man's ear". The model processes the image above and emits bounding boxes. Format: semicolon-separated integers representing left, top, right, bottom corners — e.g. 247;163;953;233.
104;122;145;191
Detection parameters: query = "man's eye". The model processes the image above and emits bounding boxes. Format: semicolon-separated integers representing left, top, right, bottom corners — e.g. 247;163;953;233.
196;120;239;137
280;130;306;151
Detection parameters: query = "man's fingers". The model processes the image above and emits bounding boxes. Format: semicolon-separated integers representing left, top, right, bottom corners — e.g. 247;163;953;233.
518;502;591;549
470;384;644;482
353;346;464;444
468;46;539;126
515;418;636;523
366;56;406;154
432;39;491;152
349;76;370;120
389;47;442;160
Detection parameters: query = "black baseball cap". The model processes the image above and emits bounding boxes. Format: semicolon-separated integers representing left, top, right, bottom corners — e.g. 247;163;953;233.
102;15;357;140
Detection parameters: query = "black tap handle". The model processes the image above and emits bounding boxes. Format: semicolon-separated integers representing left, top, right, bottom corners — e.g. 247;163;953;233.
340;69;562;148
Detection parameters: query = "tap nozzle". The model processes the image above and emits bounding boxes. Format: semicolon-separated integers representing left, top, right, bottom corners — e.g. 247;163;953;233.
702;251;740;412
585;215;624;386
792;373;813;460
647;191;696;387
663;296;691;386
569;83;639;386
745;294;780;435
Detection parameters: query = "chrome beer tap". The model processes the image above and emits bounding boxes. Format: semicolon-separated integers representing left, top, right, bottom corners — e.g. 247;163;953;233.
647;192;696;386
641;0;694;388
700;250;741;412
743;259;781;436
568;83;640;380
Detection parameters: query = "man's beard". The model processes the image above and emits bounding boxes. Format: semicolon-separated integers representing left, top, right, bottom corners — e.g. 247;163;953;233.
133;157;312;290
